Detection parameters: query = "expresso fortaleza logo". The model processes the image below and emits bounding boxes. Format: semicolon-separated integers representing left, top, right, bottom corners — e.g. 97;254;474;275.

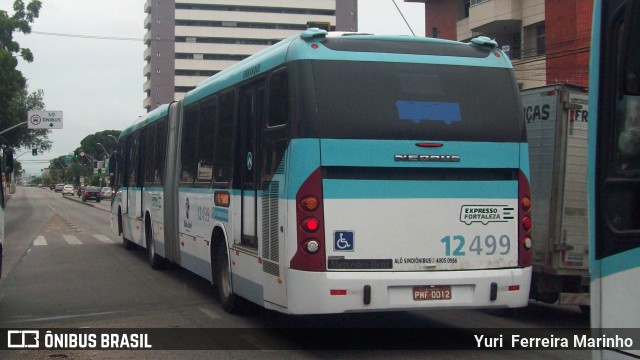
459;205;514;225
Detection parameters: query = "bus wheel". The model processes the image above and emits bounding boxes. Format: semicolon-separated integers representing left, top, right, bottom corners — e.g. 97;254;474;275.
123;236;135;250
119;211;134;251
215;244;238;313
146;219;163;270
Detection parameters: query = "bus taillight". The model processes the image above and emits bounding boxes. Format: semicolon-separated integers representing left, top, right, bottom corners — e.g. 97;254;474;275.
518;170;533;267
291;168;326;271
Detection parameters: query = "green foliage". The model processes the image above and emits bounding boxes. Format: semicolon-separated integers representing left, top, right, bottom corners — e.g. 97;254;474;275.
47;130;121;184
0;0;42;58
79;130;121;160
0;0;47;149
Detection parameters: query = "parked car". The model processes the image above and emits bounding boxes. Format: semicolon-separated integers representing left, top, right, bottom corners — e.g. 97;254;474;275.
50;183;57;190
82;186;102;202
62;184;75;196
101;187;113;199
54;184;64;192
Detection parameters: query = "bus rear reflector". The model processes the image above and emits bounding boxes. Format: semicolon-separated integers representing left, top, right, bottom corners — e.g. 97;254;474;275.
330;289;347;296
518;170;533;267
291;168;326;272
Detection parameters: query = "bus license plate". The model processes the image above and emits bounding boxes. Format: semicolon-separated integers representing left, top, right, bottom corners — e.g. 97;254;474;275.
413;285;452;301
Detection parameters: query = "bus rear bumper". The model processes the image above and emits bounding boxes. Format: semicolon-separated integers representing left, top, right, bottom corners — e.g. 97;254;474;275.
285;267;532;315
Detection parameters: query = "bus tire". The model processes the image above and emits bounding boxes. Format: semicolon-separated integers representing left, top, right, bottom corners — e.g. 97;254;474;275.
119;210;135;251
146;216;164;270
215;244;238;313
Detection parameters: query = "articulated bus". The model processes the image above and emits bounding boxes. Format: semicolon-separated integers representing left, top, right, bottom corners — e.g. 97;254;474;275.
110;29;532;314
589;0;640;358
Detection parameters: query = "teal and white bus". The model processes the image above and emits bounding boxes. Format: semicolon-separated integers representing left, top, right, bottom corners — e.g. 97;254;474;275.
589;0;640;358
110;29;532;315
0;146;13;278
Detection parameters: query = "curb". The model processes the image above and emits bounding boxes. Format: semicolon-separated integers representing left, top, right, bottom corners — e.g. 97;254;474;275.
61;193;111;213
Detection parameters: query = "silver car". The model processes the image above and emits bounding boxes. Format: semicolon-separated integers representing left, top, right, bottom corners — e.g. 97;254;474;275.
101;187;113;199
62;184;75;196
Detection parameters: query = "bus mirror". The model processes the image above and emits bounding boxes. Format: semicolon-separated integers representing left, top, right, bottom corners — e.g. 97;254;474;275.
621;1;640;95
2;148;14;173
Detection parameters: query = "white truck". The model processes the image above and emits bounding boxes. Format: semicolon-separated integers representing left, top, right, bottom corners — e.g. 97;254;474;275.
522;84;590;312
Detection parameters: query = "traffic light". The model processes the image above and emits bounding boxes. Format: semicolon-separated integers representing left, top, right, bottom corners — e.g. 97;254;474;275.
32;148;38;156
74;151;78;158
97;168;102;176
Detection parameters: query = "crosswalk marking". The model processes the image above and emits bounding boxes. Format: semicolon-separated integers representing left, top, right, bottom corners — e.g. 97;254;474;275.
31;234;116;246
34;236;47;246
93;234;114;243
62;235;83;245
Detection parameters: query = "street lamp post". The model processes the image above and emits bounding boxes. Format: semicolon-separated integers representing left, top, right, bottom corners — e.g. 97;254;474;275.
95;143;109;188
96;143;108;158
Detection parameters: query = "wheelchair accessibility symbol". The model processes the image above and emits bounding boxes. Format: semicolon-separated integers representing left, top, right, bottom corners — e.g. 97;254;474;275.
333;231;354;251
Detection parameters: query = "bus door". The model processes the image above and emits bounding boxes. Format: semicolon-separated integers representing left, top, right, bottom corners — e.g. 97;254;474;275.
125;132;142;226
260;68;290;306
238;81;265;250
591;0;640;334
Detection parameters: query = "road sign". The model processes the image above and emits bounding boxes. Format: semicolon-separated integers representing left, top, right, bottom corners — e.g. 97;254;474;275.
27;111;63;129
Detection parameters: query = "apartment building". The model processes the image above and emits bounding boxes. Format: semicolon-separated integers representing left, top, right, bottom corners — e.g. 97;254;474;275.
408;0;592;90
143;0;351;112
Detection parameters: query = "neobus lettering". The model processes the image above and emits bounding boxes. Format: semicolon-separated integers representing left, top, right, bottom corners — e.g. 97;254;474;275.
243;64;261;79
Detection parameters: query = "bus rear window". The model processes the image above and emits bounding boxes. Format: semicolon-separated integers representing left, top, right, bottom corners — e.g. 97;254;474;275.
295;61;524;142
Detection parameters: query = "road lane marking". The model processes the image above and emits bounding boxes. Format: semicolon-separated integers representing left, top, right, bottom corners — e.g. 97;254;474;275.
62;235;82;245
198;306;221;320
93;234;114;243
33;236;48;246
10;311;125;324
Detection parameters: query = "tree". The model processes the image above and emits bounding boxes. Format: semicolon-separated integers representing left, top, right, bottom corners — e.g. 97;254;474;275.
0;0;42;62
0;0;48;149
79;130;121;161
9;87;50;149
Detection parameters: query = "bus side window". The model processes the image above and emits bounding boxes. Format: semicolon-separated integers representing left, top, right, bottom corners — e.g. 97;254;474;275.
125;133;139;187
142;126;154;187
180;106;198;185
603;5;640;236
195;98;216;186
154;119;167;186
615;96;640;171
214;90;236;184
267;69;289;127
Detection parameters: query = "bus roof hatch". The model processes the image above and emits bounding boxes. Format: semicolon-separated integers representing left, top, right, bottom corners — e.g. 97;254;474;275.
301;28;328;40
470;36;498;48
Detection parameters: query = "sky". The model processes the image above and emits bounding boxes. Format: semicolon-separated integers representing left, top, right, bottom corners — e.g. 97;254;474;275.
1;0;425;175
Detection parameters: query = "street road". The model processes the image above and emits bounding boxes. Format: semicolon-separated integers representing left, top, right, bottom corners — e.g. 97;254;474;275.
0;187;590;359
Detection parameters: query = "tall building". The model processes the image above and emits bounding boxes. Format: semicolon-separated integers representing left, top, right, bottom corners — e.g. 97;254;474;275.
143;0;353;112
407;0;592;90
